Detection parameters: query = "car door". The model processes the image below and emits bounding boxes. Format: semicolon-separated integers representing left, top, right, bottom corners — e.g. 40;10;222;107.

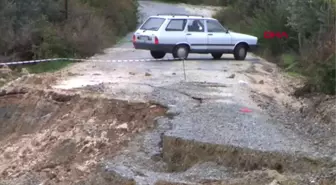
205;19;233;52
185;19;208;52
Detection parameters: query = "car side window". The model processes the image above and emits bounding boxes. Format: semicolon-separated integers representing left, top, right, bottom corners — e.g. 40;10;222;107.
187;19;205;32
165;19;187;31
206;20;226;32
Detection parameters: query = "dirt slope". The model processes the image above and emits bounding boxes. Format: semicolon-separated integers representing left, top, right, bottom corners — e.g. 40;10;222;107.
0;1;335;185
0;79;166;184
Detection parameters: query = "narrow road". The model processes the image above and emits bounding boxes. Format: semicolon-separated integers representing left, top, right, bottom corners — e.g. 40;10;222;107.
50;1;334;184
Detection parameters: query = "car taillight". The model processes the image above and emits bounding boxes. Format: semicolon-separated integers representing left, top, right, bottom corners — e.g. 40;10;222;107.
154;36;159;45
132;35;136;43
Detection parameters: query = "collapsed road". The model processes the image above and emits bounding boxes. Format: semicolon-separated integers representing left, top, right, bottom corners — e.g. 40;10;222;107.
0;1;335;185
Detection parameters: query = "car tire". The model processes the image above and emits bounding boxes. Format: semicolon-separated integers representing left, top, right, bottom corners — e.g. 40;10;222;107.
172;52;178;59
173;45;189;60
150;51;166;59
233;44;247;60
211;53;223;59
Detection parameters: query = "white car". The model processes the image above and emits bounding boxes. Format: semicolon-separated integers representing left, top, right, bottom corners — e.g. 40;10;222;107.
132;14;258;60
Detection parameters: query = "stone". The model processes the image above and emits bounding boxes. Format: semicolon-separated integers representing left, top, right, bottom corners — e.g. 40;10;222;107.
145;72;151;76
227;74;235;78
21;68;30;75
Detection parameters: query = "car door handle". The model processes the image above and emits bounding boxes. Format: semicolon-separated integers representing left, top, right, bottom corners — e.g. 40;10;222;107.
186;33;192;35
208;33;213;36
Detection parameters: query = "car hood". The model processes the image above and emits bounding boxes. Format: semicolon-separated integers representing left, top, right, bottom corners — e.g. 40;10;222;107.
229;31;257;40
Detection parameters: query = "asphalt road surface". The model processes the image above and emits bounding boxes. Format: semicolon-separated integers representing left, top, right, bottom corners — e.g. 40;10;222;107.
52;1;335;184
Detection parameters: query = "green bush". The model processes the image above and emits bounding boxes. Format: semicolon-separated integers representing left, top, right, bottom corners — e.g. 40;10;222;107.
214;7;246;32
0;0;138;63
153;0;228;6
298;29;336;95
32;22;76;59
80;0;138;37
215;0;336;95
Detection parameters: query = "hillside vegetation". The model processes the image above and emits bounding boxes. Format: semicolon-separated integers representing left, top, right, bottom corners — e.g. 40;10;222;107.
0;0;138;62
155;0;226;5
215;0;335;95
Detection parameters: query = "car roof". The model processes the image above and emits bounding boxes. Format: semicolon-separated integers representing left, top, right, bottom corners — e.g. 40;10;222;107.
150;14;216;20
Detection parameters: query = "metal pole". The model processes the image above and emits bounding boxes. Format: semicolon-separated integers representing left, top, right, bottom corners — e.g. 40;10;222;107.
182;59;186;80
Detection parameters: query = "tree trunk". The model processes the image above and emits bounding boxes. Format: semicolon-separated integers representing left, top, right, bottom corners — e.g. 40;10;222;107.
65;0;68;19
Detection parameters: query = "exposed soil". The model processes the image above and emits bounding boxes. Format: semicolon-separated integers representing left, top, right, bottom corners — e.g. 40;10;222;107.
1;41;335;185
243;57;335;156
0;65;28;87
0;83;166;185
1;2;335;185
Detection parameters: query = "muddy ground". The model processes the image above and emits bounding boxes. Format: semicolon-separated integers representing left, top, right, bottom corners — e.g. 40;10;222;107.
0;1;335;185
1;54;334;185
0;75;166;184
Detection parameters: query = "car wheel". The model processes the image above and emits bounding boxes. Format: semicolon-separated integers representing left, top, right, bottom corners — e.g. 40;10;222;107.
172;52;178;59
150;51;166;59
173;45;189;60
211;53;223;59
233;44;247;60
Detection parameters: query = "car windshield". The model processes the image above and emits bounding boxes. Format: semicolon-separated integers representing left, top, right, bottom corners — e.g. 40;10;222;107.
207;19;227;32
140;17;165;31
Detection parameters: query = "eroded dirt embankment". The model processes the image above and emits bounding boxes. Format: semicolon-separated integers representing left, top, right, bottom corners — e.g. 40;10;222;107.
1;1;335;183
0;84;166;185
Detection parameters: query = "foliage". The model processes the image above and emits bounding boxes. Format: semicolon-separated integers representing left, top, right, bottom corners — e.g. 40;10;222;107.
0;0;138;64
80;0;138;37
215;0;336;95
153;0;228;6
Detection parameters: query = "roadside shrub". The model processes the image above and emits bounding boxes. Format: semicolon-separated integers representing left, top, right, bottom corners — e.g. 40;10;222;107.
80;0;138;37
298;27;336;94
0;0;64;60
214;7;245;32
60;0;114;57
229;0;267;16
215;0;336;95
33;24;76;59
0;0;138;62
154;0;229;6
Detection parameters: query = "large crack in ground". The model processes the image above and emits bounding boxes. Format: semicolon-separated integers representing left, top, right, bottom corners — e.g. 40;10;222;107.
1;0;335;182
1;62;335;185
67;81;336;185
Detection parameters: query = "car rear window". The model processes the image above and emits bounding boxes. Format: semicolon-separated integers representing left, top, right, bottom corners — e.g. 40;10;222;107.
140;17;165;31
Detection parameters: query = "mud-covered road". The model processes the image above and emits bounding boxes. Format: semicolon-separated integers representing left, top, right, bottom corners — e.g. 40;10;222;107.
0;1;335;185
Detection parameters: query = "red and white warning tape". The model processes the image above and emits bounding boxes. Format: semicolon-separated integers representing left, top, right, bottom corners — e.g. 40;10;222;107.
0;57;179;66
